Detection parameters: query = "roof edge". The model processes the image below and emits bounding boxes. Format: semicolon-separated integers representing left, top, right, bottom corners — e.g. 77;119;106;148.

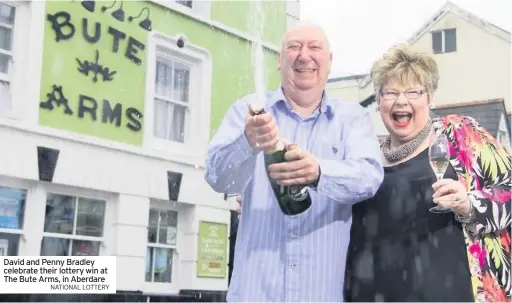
433;98;505;109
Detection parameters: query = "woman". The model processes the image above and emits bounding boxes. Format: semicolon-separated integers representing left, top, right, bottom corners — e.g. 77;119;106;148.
344;45;511;302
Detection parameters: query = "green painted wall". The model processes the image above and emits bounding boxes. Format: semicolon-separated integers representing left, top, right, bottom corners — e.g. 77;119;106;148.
39;1;284;146
211;0;286;47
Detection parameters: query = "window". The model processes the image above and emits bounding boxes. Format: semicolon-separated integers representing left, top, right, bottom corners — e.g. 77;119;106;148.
0;2;15;115
41;194;106;256
0;186;26;256
145;33;212;162
432;28;456;54
175;0;192;8
145;208;178;283
154;56;190;143
155;0;211;19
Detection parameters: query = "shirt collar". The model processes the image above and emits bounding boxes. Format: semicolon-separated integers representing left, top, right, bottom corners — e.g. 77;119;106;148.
268;85;334;120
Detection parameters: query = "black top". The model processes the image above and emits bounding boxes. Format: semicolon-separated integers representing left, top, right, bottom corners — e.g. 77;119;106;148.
345;148;474;302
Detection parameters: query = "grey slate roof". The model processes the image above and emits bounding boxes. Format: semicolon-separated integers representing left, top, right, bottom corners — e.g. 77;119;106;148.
358;96;509;138
431;99;507;137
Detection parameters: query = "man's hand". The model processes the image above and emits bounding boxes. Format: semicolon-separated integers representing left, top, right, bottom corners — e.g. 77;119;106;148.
267;144;320;186
244;106;280;153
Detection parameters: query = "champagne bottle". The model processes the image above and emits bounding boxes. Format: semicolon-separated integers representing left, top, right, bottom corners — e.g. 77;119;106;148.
254;109;312;215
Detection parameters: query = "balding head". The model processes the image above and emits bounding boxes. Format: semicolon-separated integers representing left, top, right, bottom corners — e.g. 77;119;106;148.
277;21;332;113
281;21;331;53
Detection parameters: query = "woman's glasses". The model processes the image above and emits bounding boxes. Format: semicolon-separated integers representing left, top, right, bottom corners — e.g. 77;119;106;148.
380;89;426;101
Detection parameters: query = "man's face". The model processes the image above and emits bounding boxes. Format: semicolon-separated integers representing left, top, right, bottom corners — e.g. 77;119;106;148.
278;26;332;95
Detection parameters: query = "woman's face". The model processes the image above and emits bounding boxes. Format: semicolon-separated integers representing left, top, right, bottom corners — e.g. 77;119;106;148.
379;79;431;144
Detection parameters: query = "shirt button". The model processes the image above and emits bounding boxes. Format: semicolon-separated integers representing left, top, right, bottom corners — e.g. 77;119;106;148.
289;263;296;268
290;232;298;239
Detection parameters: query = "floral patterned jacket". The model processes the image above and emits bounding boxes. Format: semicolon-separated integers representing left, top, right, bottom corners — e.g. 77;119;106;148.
435;115;511;302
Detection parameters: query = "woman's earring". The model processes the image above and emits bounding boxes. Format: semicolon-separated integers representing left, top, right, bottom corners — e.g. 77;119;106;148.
429;104;436;109
375;106;380;112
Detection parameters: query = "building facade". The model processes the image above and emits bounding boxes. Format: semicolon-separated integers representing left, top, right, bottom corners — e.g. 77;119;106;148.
0;0;291;300
326;2;511;142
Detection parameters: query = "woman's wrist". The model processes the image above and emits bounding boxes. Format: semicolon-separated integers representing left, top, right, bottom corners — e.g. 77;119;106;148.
455;193;476;224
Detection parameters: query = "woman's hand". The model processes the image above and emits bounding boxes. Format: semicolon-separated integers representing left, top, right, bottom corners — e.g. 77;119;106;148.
432;179;471;217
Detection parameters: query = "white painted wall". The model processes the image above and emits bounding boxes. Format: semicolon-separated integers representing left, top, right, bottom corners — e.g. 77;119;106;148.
0;122;232;294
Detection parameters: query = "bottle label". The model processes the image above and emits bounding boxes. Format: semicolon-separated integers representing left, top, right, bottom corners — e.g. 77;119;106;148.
287;185;309;202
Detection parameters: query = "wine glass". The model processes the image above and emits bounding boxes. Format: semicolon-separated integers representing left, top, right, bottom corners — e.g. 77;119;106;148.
428;131;452;213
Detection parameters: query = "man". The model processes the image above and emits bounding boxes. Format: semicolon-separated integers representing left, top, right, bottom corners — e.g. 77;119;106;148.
204;22;384;302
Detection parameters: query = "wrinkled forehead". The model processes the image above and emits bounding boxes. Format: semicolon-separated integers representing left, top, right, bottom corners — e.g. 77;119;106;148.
282;25;329;49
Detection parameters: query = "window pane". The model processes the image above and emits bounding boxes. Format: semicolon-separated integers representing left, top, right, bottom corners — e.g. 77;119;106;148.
41;237;70;256
71;240;100;256
154;99;169;140
0;3;15;25
44;194;75;235
431;31;442;54
0;232;20;256
172;61;190;103
170;104;186;143
147;209;159;243
151;247;173;283
158;210;178;245
444;29;457;52
145;246;154;282
0;186;26;230
154;101;187;142
155;58;172;98
75;198;105;237
0;53;9;73
0;26;12;51
176;0;192;8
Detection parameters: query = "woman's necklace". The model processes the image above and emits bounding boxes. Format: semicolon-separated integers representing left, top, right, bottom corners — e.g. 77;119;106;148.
382;118;432;163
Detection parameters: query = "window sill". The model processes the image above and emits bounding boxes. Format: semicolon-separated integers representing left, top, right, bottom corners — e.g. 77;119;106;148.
142;283;180;296
432;50;457;55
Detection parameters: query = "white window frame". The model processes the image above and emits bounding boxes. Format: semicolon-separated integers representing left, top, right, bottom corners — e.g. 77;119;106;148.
0;181;29;256
143;200;181;294
432;28;457;54
0;1;28;119
144;32;212;164
41;191;108;257
153;55;191;144
152;0;211;20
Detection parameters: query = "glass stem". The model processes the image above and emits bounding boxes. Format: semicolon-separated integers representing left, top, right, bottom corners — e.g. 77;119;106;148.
435;173;444;181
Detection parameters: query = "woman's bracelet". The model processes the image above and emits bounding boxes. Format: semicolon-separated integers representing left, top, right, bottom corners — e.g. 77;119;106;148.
455;193;476;224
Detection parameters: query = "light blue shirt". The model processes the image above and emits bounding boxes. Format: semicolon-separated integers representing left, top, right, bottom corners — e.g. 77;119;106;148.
204;87;384;302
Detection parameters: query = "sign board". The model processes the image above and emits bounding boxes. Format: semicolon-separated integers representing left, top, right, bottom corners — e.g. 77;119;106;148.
196;221;228;278
39;1;151;146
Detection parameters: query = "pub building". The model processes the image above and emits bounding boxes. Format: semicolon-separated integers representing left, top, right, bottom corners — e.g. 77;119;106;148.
0;0;297;300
